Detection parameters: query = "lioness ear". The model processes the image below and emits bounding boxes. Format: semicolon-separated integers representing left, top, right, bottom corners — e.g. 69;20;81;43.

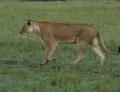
27;19;32;25
27;21;31;25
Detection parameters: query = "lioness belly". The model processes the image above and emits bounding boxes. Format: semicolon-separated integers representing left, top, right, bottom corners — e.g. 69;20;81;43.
56;36;77;44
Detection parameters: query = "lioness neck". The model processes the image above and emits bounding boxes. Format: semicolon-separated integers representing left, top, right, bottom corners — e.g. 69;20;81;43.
31;22;41;34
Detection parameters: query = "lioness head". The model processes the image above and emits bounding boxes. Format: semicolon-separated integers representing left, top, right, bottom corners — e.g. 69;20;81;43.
20;19;40;36
20;19;33;35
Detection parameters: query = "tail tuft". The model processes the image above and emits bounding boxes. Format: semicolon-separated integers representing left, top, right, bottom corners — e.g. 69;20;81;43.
118;46;120;53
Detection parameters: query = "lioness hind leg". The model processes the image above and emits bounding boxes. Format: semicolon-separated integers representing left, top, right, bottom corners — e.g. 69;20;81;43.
71;41;87;64
91;38;105;66
40;45;56;65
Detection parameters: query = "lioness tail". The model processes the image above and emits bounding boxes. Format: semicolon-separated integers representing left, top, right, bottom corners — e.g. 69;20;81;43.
97;32;120;54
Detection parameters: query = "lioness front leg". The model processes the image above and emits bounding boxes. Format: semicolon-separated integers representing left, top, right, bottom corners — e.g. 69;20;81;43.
40;45;56;65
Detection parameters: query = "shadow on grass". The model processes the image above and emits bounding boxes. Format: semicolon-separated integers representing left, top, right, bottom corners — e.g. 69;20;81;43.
28;62;120;78
0;59;17;65
0;59;119;78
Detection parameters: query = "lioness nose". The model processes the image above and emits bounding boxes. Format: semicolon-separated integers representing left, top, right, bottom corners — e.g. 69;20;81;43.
20;31;24;35
20;31;26;36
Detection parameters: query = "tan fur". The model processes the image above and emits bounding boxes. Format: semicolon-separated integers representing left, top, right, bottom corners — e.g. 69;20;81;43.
20;19;119;65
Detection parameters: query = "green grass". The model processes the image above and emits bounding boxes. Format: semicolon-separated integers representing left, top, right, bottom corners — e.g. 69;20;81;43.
0;1;120;92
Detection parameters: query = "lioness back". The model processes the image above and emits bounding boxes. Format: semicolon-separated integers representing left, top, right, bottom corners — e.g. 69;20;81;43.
48;23;98;43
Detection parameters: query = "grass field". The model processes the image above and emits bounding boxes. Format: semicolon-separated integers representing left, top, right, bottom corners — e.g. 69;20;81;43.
0;1;120;92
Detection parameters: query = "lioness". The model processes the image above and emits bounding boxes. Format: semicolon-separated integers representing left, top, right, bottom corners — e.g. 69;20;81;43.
20;19;120;65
